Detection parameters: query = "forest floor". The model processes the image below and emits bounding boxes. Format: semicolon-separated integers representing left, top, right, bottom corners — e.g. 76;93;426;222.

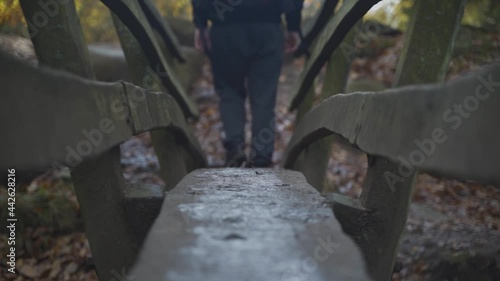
2;28;500;281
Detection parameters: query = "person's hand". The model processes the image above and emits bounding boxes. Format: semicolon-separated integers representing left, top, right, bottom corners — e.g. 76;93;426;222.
194;28;211;53
284;31;301;54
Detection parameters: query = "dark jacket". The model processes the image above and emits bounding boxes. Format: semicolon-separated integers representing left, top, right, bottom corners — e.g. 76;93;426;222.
192;0;304;31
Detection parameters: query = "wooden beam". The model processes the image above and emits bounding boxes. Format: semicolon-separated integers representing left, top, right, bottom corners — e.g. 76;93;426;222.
19;0;95;78
0;51;204;172
284;62;500;187
19;1;141;279
350;2;467;279
393;0;467;86
295;0;339;56
101;0;198;118
138;0;185;63
70;147;140;280
293;20;360;191
289;0;380;110
112;13;205;190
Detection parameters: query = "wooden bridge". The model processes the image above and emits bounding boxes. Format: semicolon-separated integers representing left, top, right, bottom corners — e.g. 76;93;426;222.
1;0;499;280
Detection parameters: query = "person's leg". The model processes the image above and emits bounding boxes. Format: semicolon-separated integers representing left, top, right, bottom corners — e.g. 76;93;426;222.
247;23;284;167
210;26;248;166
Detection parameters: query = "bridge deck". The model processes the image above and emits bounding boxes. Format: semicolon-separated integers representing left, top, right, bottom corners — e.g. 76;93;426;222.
131;169;371;281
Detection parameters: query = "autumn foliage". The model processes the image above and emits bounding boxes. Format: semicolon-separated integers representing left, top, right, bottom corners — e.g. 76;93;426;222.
0;0;192;43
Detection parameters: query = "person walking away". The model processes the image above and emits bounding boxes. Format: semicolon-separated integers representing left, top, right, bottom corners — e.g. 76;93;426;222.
192;0;304;167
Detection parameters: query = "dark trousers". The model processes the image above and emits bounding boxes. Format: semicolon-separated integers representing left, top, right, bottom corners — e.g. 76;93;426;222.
210;23;284;166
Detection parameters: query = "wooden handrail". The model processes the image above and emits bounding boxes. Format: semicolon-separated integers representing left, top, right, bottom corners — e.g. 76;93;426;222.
0;50;205;173
284;62;500;187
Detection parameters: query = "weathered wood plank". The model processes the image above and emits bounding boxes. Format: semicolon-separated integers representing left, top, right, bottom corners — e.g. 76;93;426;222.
289;0;380;110
284;62;500;187
0;51;204;172
101;0;198;118
131;168;372;281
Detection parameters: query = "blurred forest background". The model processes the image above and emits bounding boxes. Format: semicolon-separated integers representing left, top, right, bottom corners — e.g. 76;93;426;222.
1;0;500;281
0;0;500;43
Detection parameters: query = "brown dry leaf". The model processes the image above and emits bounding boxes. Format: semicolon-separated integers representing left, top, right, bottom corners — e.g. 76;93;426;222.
49;260;62;279
64;262;79;276
17;264;39;279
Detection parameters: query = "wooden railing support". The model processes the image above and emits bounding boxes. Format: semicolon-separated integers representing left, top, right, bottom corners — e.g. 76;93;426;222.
331;156;416;281
19;0;142;278
70;148;139;280
297;0;339;56
329;1;467;280
100;0;198;118
289;0;380;110
17;1;206;279
112;13;203;190
19;0;94;78
293;19;360;191
393;0;467;86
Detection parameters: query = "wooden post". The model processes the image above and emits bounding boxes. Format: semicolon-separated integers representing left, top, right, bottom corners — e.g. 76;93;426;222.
331;1;467;280
393;0;467;86
70;148;139;281
319;21;359;100
20;1;140;279
295;80;316;122
100;0;199;118
332;156;416;281
19;0;94;78
112;13;191;190
288;0;380;110
293;20;359;191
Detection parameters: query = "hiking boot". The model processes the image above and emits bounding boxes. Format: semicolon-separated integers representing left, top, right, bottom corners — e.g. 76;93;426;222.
225;153;247;167
245;159;272;168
